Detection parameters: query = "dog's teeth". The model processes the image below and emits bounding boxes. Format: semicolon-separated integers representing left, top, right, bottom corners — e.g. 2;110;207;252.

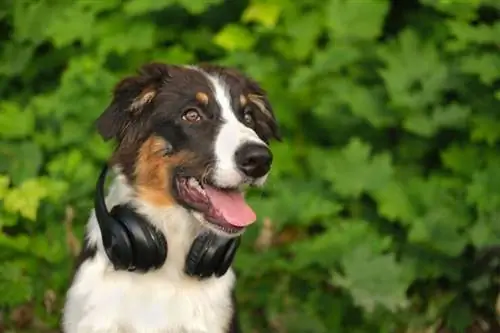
188;177;205;193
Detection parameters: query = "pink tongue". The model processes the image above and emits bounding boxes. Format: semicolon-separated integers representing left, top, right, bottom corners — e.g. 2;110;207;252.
203;185;256;227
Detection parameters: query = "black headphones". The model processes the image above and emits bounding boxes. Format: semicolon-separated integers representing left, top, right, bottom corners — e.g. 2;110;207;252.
94;164;241;278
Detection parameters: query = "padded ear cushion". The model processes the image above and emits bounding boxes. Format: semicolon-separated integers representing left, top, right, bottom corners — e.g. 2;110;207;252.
102;217;135;271
185;231;214;278
214;237;240;277
185;231;241;278
149;226;168;269
110;205;167;271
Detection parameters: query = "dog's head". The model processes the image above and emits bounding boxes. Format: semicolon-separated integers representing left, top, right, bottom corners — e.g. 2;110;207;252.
96;63;280;237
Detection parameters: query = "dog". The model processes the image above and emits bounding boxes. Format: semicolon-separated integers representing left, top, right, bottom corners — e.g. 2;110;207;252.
62;63;280;333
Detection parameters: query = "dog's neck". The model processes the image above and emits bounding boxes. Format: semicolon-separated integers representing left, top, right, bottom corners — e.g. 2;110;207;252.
85;168;206;282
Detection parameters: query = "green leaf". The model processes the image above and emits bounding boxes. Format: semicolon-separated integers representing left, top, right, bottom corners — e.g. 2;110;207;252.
77;0;122;12
46;149;98;196
248;180;343;228
0;261;33;306
0;234;30;252
445;20;500;52
320;138;394;197
85;133;113;161
422;0;481;21
407;177;470;256
467;164;500;212
60;119;90;147
409;216;468;257
460;52;500;85
44;4;95;47
470;115;500;146
176;0;223;14
96;17;156;55
242;1;283;28
0;102;35;139
324;0;389;40
403;114;437;137
281;9;323;61
151;45;195;64
11;1;52;43
440;144;483;176
291;220;391;271
126;0;222;15
214;24;256;51
469;215;500;248
0;42;34;76
3;178;50;221
378;29;448;110
432;103;471;128
29;234;67;263
310;42;363;74
0;142;43;185
331;80;395;128
373;180;415;222
0;175;9;199
445;301;475;333
404;103;470;137
123;0;176;15
332;245;410;313
265;141;303;178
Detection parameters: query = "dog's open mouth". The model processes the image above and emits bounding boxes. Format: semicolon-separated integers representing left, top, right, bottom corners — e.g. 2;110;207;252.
175;177;256;234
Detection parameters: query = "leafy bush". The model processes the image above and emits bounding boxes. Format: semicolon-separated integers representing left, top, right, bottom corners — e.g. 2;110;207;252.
0;0;499;332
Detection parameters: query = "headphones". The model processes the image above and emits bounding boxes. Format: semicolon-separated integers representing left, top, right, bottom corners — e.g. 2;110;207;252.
94;164;241;278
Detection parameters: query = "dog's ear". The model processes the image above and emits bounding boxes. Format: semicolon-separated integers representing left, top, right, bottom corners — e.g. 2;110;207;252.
245;78;282;142
96;63;171;141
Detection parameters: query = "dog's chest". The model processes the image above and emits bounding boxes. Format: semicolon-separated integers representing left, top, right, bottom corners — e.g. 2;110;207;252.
64;258;235;333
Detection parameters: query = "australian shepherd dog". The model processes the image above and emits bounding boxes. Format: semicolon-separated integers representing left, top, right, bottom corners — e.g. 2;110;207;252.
62;63;280;333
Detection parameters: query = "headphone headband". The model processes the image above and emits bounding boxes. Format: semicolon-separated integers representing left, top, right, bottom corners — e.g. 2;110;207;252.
94;164;113;243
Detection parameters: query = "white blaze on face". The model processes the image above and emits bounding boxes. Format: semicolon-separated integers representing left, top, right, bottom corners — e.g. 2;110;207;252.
201;70;268;188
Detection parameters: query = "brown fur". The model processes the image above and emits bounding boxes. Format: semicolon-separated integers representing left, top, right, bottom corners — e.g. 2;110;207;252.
239;95;247;107
248;94;272;119
196;92;209;105
129;88;157;114
134;136;190;207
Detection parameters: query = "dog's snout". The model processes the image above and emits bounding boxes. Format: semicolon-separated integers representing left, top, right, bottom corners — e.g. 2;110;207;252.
234;143;272;178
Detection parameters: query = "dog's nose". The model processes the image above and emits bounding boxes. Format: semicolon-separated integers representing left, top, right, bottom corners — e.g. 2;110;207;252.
235;143;273;178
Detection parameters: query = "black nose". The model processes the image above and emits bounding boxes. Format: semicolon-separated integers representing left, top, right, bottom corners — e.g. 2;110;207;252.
235;143;273;178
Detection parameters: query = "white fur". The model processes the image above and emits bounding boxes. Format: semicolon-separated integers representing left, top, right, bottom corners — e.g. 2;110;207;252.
63;172;236;333
200;71;268;188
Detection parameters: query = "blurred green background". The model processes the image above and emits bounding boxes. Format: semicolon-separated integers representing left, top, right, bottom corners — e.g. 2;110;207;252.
1;0;500;332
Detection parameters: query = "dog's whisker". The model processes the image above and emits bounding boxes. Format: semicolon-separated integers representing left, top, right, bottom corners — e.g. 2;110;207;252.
201;165;214;186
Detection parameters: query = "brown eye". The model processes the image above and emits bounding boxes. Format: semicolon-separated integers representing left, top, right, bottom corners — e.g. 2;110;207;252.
182;108;202;123
243;108;254;126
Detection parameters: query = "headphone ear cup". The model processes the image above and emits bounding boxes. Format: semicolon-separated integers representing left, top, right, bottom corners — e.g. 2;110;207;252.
185;231;213;278
101;216;135;271
185;232;240;278
150;228;168;269
214;237;240;277
110;205;167;271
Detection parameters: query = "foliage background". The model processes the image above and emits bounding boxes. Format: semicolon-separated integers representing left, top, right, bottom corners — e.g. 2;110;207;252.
0;0;499;332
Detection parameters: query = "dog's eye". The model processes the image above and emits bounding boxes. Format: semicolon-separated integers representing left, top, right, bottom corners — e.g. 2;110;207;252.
242;108;254;127
182;108;202;123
